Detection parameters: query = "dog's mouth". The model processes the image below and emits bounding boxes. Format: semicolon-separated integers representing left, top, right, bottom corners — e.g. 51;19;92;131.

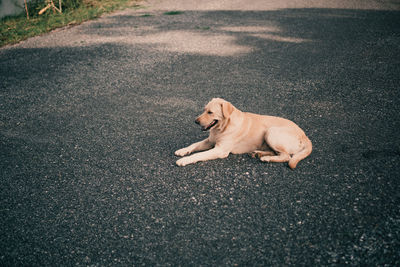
202;120;218;131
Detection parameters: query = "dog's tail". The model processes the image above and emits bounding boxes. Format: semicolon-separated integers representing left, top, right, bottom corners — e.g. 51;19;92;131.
289;135;312;169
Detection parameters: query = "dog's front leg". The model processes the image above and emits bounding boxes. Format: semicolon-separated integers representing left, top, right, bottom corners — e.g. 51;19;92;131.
176;147;229;166
175;138;213;157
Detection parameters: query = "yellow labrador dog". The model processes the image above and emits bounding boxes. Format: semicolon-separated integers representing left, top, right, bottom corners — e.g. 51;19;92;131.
175;98;312;169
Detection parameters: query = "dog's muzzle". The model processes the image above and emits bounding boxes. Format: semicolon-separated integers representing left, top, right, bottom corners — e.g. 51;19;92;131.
201;119;218;131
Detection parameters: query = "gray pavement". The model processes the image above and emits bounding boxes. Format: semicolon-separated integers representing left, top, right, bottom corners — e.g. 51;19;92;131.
1;0;400;265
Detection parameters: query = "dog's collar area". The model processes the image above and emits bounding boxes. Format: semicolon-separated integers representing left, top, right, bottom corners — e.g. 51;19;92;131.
202;120;218;131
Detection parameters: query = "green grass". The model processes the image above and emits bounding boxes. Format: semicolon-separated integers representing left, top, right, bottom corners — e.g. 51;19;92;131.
0;0;140;47
163;11;183;16
196;26;210;30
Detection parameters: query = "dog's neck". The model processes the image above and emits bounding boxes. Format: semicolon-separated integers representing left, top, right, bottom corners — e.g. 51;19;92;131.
215;108;242;133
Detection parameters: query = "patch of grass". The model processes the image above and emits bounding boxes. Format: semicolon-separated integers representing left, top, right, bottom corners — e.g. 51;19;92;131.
195;26;210;30
163;11;183;16
0;0;140;47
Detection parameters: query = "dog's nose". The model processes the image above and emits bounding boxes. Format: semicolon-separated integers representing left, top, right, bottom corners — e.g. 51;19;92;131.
195;118;200;125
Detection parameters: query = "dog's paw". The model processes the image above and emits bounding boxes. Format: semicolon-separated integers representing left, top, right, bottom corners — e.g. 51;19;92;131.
176;157;192;167
175;148;191;157
260;156;272;162
250;150;276;159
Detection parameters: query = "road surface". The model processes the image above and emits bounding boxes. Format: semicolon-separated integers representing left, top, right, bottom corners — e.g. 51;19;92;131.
1;0;399;265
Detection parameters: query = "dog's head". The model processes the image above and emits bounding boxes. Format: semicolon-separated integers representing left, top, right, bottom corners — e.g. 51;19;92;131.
195;98;236;131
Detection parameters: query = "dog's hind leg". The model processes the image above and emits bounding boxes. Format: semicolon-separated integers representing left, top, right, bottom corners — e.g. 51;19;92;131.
260;152;291;164
249;150;275;158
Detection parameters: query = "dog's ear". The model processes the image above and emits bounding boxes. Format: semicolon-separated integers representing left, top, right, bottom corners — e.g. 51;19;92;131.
221;101;235;119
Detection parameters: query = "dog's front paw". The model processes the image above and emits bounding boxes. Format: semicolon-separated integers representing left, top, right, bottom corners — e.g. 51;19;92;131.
175;148;191;157
260;156;272;162
176;157;193;167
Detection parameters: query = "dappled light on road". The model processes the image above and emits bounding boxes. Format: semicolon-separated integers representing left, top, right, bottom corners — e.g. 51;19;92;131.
103;30;253;56
19;15;312;56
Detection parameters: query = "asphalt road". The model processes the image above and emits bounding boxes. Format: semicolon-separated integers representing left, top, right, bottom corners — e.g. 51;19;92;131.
1;0;400;265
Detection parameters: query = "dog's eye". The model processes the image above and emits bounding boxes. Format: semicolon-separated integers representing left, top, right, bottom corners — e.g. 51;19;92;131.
207;111;213;114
